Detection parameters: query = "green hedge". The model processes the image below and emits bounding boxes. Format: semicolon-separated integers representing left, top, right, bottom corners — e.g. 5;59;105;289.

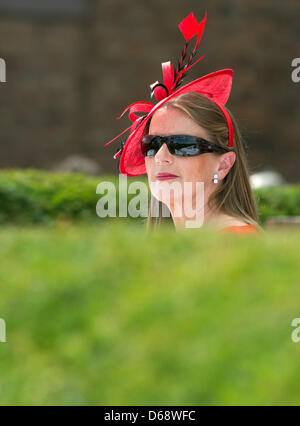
0;168;299;225
255;185;300;223
0;169;146;226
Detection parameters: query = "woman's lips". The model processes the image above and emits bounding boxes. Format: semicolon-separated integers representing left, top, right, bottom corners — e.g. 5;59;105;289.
156;173;179;181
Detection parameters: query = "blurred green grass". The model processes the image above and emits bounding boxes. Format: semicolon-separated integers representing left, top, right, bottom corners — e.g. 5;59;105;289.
0;221;300;405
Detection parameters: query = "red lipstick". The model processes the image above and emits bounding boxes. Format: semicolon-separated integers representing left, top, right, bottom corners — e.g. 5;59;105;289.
156;173;179;181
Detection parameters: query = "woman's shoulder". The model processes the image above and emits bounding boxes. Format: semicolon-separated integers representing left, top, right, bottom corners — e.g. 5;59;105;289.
218;224;260;234
215;215;260;234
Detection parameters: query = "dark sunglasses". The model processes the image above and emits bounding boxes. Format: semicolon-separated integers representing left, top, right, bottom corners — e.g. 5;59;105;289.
141;134;228;157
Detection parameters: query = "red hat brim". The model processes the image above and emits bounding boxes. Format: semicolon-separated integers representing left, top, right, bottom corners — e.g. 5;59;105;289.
119;69;233;176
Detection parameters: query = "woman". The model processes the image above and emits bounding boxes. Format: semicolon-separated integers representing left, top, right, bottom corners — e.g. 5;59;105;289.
143;92;262;234
105;12;263;235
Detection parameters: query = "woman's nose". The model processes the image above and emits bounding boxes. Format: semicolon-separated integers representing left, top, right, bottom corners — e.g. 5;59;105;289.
154;143;173;164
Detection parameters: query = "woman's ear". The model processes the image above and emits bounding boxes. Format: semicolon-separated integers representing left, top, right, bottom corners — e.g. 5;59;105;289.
217;152;236;179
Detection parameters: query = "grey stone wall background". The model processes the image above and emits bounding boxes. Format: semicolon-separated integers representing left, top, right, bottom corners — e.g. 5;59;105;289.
0;0;299;181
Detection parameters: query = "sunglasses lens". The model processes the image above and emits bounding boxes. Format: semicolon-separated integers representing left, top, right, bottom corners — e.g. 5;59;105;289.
173;143;200;156
169;136;200;157
141;135;161;157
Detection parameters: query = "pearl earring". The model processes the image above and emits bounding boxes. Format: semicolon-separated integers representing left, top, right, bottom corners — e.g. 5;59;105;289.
213;173;219;184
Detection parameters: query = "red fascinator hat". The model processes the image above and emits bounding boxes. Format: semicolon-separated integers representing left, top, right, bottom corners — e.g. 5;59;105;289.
104;11;234;177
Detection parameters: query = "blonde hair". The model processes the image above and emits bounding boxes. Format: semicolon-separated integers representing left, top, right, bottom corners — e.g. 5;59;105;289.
144;92;262;232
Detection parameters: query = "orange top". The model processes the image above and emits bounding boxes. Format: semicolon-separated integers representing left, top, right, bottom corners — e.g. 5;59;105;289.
218;224;260;235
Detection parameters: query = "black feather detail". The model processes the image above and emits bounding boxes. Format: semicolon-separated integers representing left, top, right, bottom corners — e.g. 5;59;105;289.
150;83;170;100
135;114;148;131
173;37;202;91
117;140;126;172
174;41;189;84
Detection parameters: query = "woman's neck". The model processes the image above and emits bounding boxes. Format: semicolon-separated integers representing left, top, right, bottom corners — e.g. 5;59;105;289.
170;206;246;231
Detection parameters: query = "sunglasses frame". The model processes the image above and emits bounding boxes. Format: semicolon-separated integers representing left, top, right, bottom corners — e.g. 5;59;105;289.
141;134;229;157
